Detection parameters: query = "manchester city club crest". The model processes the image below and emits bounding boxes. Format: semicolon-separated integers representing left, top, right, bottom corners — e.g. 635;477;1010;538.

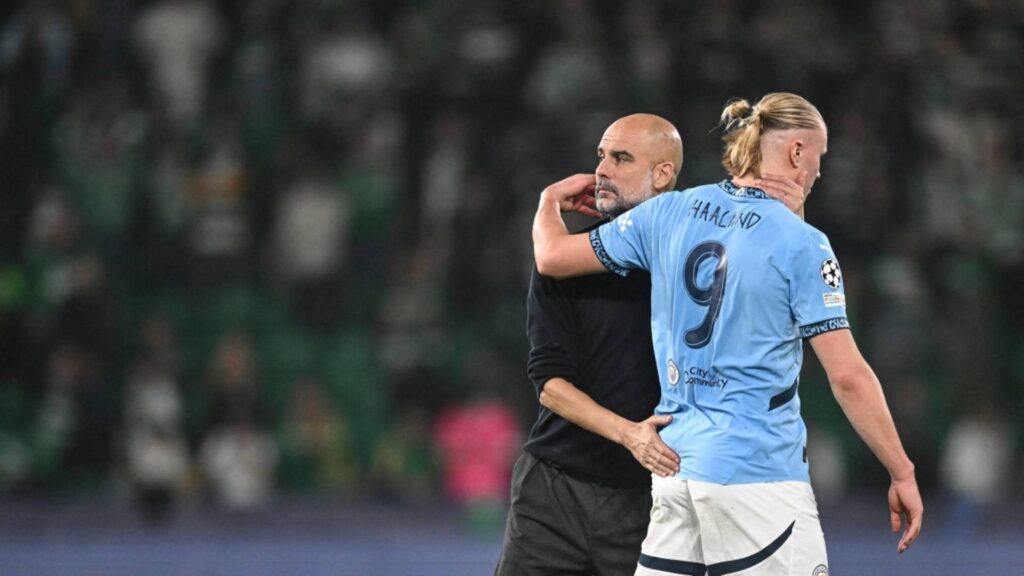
667;359;679;386
812;564;829;576
820;258;842;289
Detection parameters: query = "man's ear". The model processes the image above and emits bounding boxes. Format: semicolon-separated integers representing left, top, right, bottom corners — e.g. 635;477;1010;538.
654;162;675;191
789;140;804;169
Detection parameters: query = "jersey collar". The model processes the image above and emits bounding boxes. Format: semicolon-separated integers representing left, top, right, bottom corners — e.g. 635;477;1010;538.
718;179;770;200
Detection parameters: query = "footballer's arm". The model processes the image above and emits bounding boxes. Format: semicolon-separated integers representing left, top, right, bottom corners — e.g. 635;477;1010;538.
809;328;923;553
534;174;607;279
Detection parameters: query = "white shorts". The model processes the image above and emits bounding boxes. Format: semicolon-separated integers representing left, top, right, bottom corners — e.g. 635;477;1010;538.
635;476;829;576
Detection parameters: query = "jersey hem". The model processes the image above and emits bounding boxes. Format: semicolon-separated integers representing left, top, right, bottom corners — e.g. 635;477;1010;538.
676;472;813;485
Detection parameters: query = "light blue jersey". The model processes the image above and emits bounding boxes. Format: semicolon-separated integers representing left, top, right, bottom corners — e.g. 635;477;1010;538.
591;180;849;484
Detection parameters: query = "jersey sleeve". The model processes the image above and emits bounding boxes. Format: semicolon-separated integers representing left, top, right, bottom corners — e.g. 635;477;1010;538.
787;228;851;339
588;197;658;277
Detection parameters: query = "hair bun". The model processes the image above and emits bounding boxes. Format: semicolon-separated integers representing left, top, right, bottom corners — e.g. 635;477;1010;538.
720;98;752;132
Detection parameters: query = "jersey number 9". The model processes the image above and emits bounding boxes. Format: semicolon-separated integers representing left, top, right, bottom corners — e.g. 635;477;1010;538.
684;241;728;349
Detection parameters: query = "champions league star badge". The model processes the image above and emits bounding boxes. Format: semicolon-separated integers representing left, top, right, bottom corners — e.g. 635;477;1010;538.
667;359;679;386
820;258;842;289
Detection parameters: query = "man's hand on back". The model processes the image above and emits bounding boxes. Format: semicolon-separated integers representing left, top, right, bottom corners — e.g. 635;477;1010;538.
621;415;680;478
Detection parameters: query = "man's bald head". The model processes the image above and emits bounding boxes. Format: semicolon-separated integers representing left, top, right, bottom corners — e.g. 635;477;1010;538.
594;114;683;217
605;114;683;187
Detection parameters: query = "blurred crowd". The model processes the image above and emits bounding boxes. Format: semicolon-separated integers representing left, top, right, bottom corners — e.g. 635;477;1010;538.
0;0;1021;519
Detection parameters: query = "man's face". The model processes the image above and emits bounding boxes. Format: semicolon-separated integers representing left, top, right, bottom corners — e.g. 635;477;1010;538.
595;124;658;218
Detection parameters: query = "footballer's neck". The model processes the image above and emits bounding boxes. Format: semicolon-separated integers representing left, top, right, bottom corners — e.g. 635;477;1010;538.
732;160;795;191
731;173;760;189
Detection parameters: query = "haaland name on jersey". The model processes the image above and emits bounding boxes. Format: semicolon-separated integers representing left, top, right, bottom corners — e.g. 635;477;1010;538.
687;198;763;230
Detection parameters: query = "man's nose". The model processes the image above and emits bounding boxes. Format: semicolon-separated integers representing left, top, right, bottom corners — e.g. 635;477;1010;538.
596;157;612;179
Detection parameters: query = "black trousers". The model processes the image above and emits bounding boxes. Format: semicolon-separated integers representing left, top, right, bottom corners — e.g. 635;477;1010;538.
495;452;652;576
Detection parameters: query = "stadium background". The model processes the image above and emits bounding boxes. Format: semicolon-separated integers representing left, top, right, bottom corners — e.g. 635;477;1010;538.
0;0;1022;574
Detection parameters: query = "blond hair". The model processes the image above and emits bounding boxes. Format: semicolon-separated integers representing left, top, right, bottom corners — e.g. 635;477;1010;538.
719;93;824;178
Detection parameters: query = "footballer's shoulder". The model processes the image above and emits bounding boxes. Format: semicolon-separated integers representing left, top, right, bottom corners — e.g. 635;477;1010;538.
650;183;717;206
642;187;694;212
785;219;836;254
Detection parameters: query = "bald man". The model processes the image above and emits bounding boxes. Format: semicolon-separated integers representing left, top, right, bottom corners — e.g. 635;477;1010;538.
494;114;684;576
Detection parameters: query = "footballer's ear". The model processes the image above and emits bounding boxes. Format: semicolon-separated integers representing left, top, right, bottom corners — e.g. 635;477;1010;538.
789;139;804;169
